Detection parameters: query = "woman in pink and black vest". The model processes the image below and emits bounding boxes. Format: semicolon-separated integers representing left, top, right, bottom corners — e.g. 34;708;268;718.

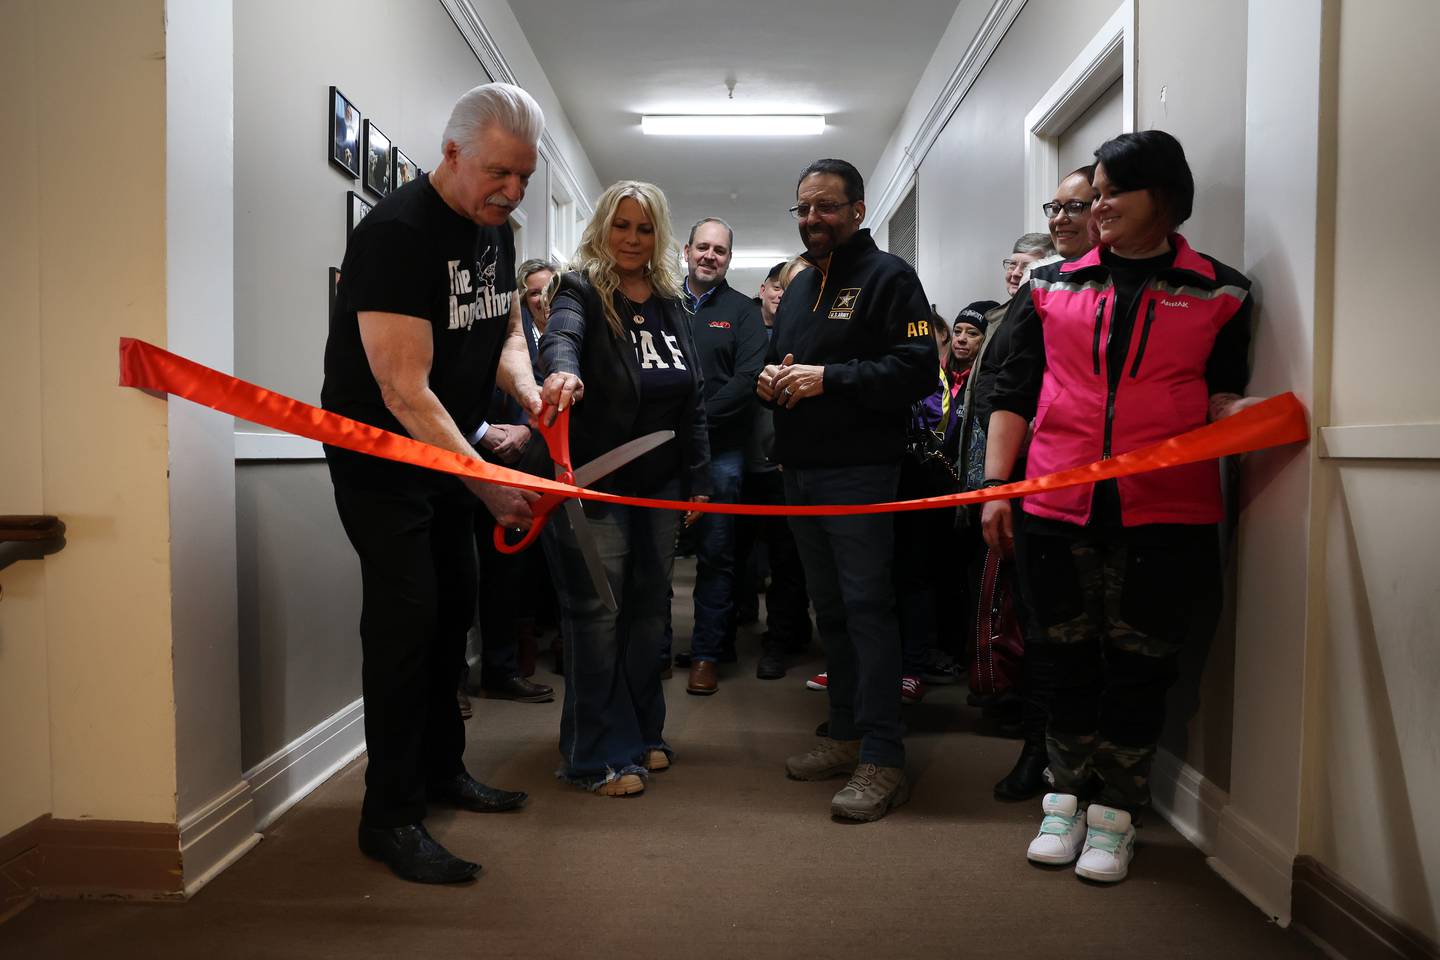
982;131;1264;884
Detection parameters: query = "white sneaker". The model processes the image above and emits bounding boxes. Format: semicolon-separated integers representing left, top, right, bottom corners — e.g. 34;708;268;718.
1026;793;1086;865
1075;803;1136;882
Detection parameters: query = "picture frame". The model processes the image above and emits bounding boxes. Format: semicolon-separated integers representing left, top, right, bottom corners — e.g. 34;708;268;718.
392;147;419;190
363;120;392;198
329;267;342;320
347;190;372;239
329;86;361;179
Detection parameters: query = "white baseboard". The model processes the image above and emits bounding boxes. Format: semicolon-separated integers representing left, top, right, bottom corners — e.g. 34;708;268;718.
243;697;366;832
1150;749;1294;924
1210;805;1296;926
1151;748;1228;855
178;778;261;898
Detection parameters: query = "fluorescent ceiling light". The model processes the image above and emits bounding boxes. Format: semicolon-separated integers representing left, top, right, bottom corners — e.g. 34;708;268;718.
642;115;825;137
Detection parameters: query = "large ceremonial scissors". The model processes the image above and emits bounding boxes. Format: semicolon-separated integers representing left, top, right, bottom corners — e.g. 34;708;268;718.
493;405;673;612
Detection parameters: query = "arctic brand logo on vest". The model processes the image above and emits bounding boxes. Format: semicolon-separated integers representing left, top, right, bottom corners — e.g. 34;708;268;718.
447;252;513;331
1160;298;1189;308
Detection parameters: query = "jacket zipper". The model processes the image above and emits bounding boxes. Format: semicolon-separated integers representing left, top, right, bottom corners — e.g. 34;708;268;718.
1129;299;1157;378
1102;284;1145;460
1091;296;1106;375
810;264;829;312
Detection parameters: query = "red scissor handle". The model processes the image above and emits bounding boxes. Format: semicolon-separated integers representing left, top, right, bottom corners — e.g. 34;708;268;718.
493;403;574;555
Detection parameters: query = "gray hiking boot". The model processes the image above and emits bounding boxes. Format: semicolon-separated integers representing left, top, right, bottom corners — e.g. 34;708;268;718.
830;763;910;821
785;738;862;781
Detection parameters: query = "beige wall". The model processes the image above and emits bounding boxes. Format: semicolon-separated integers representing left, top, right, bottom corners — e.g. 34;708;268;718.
912;0;1121;314
0;0;53;839
1134;0;1249;791
0;0;179;831
1134;0;1248;264
871;0;1248;791
231;0;496;771
1304;0;1440;939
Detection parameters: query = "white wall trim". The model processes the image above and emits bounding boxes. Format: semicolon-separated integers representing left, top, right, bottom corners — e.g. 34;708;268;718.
244;696;366;832
1210;806;1297;926
442;0;594;219
178;779;261;898
235;430;324;461
509;205;530;261
1318;423;1440;460
869;0;1029;227
1022;0;1135;232
1151;748;1228;856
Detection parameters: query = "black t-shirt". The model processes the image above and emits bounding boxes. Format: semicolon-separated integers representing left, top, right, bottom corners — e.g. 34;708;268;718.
321;174;515;487
616;295;690;494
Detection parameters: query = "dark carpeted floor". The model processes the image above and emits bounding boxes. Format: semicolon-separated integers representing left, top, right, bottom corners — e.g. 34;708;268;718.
0;560;1321;960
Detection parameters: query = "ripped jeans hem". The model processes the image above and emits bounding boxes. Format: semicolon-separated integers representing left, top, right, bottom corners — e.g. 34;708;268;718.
554;763;649;791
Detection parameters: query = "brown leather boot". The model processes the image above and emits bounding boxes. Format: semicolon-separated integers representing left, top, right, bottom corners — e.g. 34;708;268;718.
686;659;718;696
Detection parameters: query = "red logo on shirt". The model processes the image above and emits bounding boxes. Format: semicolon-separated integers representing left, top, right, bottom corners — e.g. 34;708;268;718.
708;320;731;329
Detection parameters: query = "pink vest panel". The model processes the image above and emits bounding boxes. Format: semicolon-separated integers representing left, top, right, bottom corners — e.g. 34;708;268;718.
1023;236;1245;526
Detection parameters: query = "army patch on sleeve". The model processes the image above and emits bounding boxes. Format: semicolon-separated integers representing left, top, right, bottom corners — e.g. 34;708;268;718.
828;288;861;319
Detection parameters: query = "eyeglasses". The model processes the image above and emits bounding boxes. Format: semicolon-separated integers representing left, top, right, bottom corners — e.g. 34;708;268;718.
789;200;854;220
1042;199;1091;218
1002;258;1030;271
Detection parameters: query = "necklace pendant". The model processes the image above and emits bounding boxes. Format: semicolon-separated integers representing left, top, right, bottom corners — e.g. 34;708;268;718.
632;313;645;326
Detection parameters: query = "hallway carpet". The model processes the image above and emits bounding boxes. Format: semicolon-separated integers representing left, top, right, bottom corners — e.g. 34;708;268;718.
1;560;1320;960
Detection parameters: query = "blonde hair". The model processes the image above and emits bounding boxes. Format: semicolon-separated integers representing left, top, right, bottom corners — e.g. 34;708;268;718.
779;254;811;290
571;181;683;337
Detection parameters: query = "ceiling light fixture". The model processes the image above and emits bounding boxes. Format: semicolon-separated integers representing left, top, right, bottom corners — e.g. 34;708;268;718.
641;115;825;137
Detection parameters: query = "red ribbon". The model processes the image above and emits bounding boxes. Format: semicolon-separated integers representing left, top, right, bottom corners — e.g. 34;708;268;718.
118;337;1309;515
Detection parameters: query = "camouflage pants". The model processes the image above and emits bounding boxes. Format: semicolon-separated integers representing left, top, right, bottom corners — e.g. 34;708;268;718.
1021;525;1219;813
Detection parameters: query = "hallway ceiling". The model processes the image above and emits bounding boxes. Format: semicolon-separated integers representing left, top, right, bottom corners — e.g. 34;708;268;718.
510;0;962;289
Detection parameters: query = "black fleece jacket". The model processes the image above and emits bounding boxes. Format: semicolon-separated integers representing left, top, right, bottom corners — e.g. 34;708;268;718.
538;272;711;498
766;229;938;468
686;279;767;452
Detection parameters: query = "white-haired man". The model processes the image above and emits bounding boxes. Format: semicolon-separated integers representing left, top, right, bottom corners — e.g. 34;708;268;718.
321;82;543;884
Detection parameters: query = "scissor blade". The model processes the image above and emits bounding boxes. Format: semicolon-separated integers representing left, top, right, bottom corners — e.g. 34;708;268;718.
563;497;617;612
572;430;675;488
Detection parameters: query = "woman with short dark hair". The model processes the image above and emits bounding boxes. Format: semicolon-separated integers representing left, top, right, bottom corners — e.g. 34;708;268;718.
982;130;1263;883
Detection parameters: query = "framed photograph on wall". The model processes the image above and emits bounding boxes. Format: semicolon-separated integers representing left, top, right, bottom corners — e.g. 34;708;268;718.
393;147;419;190
329;86;361;179
363;120;392;198
329;267;342;320
347;190;372;239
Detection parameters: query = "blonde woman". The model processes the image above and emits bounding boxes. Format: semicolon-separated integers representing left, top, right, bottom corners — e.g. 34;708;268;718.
537;181;711;797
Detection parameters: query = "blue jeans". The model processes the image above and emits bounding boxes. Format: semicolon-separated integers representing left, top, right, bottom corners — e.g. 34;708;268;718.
690;448;745;662
785;463;906;768
543;483;681;789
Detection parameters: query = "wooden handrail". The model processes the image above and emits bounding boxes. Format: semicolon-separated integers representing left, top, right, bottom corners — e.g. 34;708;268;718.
0;516;66;588
0;515;65;543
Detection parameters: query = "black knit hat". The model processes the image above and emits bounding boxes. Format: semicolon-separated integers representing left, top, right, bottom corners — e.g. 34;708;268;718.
955;300;999;334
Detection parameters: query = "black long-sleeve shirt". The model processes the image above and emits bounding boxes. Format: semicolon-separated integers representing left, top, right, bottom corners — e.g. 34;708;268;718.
765;230;938;468
684;279;768;452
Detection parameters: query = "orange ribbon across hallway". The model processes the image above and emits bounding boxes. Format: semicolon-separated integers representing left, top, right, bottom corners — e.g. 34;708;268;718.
118;337;1309;517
